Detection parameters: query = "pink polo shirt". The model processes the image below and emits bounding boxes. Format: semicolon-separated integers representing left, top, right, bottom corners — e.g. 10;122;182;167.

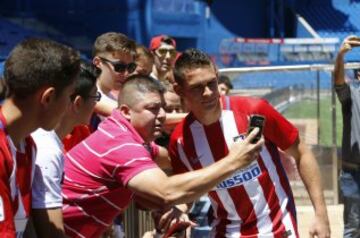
62;110;158;238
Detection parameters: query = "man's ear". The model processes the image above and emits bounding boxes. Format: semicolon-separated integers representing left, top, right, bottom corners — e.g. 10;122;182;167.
119;104;131;120
72;95;83;113
93;56;101;68
173;83;183;97
39;87;56;108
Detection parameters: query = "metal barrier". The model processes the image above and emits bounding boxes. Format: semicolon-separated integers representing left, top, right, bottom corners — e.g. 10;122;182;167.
124;201;154;238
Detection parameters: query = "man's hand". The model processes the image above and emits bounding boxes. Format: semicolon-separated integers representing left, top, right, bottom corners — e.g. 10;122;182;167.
152;206;196;235
334;35;360;85
339;35;360;56
308;214;331;238
226;128;264;169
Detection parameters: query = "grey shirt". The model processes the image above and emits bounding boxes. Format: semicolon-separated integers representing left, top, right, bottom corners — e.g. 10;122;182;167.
335;80;360;164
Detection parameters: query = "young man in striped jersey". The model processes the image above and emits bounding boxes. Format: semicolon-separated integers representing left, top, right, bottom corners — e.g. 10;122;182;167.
170;48;331;238
0;38;80;237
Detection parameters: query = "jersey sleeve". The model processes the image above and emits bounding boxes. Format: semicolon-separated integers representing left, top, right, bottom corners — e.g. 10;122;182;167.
168;126;190;175
258;99;299;151
32;149;63;209
0;148;16;238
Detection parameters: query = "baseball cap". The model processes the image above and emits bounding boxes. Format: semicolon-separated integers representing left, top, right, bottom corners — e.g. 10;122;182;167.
149;35;176;51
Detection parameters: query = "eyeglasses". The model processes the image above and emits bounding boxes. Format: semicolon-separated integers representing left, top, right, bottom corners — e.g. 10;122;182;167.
99;57;137;74
87;91;102;102
70;91;102;102
155;48;177;58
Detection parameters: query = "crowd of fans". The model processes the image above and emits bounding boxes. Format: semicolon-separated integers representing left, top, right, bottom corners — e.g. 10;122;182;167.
0;31;337;238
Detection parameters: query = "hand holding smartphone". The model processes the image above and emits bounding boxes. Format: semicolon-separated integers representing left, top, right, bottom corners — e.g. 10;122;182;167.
247;115;265;143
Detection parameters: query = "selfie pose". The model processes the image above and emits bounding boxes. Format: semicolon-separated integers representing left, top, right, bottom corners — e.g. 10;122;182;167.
169;49;330;238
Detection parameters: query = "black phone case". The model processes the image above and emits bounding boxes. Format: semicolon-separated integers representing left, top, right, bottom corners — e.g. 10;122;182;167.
248;115;265;143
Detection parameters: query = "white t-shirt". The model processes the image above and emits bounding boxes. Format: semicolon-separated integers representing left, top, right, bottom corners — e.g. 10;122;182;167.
99;87;117;104
32;129;64;209
98;86;117;121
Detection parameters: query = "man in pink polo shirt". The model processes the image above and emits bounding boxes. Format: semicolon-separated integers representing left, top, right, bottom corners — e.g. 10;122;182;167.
62;75;263;238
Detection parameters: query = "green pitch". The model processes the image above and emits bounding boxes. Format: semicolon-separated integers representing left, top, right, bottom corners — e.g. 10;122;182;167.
282;96;343;146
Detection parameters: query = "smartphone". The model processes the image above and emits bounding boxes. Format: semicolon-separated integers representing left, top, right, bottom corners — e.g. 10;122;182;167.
247;114;265;143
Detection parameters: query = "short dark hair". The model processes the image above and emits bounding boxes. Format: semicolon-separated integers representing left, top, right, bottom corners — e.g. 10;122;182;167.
218;75;233;89
4;38;80;99
92;32;136;57
119;75;165;107
161;36;176;47
174;48;216;85
72;61;100;101
0;77;6;101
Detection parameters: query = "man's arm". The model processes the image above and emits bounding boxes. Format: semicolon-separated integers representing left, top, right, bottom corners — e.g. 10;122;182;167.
285;137;330;238
164;113;187;129
31;208;67;238
152;146;194;233
334;35;360;86
153;145;172;171
31;143;66;238
94;97;118;117
94;98;186;126
128;129;263;210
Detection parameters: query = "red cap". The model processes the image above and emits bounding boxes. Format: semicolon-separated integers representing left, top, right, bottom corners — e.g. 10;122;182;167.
149;35;176;50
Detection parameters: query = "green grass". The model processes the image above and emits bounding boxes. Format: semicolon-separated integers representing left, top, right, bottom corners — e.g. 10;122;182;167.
282;96;343;146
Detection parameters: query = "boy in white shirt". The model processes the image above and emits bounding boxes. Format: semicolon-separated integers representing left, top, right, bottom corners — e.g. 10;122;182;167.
31;61;100;238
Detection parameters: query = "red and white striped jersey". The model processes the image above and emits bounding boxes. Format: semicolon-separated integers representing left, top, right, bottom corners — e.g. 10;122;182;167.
0;109;36;238
169;96;299;238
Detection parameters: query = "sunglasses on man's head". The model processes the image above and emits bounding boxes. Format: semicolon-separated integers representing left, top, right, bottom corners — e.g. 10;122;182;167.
156;48;177;58
99;57;137;73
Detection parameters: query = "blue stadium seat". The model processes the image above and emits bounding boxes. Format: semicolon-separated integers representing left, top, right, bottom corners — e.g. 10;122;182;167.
296;0;360;61
0;17;46;60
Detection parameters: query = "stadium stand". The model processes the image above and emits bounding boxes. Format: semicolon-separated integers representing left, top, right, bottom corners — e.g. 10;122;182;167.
0;17;46;60
296;0;360;60
231;70;332;89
